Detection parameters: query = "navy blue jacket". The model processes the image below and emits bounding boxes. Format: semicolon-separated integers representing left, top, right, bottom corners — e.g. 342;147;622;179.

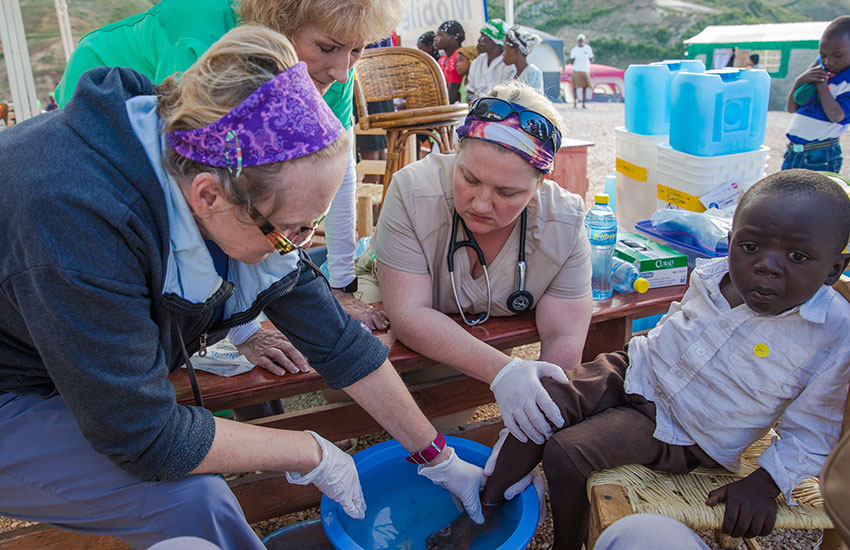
0;68;387;481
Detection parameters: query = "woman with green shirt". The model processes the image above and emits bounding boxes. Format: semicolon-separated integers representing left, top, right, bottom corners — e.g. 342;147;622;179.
56;0;398;375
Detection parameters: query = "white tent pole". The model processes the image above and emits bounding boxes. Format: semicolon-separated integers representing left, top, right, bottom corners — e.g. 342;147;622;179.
54;0;73;62
505;0;514;26
0;0;39;121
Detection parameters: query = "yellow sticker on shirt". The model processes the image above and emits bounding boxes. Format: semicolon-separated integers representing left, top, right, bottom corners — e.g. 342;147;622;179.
753;344;769;358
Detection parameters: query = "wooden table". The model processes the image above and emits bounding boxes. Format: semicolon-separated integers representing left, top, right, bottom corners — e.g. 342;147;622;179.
0;284;686;550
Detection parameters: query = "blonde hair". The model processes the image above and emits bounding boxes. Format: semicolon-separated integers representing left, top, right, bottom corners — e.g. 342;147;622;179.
158;25;348;209
239;0;403;47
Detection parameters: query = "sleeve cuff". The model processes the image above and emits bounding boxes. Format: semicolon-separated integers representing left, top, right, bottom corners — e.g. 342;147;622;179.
227;318;262;346
757;446;798;506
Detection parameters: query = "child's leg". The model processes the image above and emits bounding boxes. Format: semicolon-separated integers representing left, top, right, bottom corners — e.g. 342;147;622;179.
545;404;672;550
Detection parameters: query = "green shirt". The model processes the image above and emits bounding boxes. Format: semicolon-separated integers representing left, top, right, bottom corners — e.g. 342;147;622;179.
55;0;354;128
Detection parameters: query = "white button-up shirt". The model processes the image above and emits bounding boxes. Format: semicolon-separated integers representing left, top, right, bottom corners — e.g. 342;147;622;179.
626;257;850;503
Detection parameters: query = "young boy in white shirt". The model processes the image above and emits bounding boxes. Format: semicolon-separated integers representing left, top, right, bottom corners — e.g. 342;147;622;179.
427;169;850;550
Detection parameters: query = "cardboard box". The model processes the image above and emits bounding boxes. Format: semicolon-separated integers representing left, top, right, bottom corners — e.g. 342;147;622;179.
615;232;688;288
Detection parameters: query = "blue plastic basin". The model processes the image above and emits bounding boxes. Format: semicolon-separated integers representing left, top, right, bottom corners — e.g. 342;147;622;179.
321;437;539;550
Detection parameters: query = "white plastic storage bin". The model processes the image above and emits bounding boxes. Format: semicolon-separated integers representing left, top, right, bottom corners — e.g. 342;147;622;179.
615;127;667;231
656;143;769;212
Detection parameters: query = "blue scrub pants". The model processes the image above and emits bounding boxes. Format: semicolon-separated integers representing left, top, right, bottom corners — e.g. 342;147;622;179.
0;393;265;550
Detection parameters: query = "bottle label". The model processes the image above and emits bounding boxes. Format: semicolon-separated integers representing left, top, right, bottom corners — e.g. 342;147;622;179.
588;228;617;246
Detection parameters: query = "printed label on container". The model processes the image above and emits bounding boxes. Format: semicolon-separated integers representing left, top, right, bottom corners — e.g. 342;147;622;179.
616;158;648;182
588;229;617;246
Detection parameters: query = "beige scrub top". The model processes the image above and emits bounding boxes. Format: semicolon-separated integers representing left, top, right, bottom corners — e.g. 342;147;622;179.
363;153;591;316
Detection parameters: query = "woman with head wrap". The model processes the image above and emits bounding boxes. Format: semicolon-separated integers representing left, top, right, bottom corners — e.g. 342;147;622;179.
435;19;467;103
417;30;441;62
54;0;402;365
503;26;545;96
467;18;509;102
0;26;487;548
355;80;592;448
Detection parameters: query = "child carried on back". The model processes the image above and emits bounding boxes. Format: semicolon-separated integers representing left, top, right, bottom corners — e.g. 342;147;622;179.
428;169;850;550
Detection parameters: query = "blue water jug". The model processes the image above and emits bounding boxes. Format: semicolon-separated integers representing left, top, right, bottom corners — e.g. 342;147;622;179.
624;59;705;135
670;68;771;157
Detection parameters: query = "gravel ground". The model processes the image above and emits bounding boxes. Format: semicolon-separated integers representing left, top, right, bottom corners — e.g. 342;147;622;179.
2;103;842;548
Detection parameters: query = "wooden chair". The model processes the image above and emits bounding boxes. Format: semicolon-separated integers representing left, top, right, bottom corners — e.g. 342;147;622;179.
587;276;850;550
352;47;469;201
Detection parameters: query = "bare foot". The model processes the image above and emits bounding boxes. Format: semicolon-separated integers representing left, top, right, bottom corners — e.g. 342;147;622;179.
424;505;503;550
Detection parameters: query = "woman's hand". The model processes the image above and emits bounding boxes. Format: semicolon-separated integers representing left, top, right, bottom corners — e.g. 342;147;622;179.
418;447;485;524
332;289;389;330
285;430;366;519
490;358;568;444
235;327;310;376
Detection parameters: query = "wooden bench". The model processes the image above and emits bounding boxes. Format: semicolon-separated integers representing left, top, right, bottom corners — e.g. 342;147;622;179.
0;284;685;549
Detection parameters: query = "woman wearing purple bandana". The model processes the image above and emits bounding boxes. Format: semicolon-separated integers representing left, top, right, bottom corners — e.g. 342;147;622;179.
0;26;486;548
54;0;403;384
356;80;593;510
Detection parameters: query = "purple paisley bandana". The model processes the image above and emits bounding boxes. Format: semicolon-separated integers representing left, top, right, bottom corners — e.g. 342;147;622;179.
456;116;557;173
166;62;342;176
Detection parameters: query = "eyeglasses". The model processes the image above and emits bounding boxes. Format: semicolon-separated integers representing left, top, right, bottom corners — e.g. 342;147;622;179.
470;97;562;149
248;206;325;255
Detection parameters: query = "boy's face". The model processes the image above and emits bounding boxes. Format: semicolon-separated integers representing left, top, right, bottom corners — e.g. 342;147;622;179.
723;193;849;315
819;33;850;75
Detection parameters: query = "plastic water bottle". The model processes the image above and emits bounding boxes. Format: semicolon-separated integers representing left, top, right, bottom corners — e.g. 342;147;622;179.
585;193;617;300
612;257;650;294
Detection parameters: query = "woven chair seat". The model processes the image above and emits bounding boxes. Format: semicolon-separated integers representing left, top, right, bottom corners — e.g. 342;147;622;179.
586;429;831;531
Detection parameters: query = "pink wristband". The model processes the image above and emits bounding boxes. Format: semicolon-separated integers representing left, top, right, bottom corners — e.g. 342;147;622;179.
406;432;446;464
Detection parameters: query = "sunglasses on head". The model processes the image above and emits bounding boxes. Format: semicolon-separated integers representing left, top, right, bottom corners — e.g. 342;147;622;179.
470;97;562;149
248;206;325;255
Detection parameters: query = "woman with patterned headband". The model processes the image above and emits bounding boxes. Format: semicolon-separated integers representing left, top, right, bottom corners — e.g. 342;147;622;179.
356;81;592;457
503;26;545;96
0;26;486;548
54;1;401;395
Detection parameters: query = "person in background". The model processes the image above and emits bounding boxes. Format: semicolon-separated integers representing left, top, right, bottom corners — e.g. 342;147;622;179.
502;27;544;96
783;15;850;173
466;19;509;102
435;20;466;104
417;30;440;62
45;95;58;111
570;33;594;108
0;26;486;548
747;53;762;70
456;45;480;104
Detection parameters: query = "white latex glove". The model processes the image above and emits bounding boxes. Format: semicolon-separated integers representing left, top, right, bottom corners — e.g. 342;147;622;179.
490;358;568;445
285;431;365;519
417;448;485;524
484;428;547;524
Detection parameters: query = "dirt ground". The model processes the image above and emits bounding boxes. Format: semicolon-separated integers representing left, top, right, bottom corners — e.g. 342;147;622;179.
1;103;842;548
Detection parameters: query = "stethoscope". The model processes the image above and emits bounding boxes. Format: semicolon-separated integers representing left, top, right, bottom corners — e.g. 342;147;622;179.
447;208;534;326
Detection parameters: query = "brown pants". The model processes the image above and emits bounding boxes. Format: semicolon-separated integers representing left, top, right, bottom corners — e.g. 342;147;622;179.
540;351;717;550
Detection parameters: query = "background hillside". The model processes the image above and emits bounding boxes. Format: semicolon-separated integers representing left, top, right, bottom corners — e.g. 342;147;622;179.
1;0;849;104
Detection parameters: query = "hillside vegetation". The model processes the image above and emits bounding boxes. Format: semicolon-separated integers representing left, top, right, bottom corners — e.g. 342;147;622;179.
1;0;849;103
